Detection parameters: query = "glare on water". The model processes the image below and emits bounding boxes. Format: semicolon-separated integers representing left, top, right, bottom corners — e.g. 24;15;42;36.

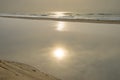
52;12;66;17
56;22;65;31
53;47;66;60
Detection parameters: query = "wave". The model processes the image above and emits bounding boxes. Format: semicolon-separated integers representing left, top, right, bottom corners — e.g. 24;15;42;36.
0;12;120;23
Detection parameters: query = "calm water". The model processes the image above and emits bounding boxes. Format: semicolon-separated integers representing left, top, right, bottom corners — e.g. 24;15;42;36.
0;17;120;80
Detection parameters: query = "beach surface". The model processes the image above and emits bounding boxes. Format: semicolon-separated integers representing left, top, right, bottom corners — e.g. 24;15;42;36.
0;60;60;80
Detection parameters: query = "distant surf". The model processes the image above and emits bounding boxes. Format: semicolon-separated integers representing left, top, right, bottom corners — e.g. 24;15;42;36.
0;12;120;24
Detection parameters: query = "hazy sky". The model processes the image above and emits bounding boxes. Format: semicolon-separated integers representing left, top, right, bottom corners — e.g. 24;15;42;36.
0;0;120;13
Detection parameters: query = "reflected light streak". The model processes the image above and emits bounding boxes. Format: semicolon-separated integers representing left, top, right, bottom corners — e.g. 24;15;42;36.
57;22;65;31
53;12;66;17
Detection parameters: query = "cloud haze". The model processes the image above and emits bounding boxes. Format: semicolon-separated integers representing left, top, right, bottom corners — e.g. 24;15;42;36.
0;0;120;13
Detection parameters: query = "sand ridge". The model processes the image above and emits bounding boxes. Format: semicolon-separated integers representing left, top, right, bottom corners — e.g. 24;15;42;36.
0;60;60;80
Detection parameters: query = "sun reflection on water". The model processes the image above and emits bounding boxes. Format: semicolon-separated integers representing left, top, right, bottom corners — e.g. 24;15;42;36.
52;12;66;17
56;22;65;31
53;47;66;60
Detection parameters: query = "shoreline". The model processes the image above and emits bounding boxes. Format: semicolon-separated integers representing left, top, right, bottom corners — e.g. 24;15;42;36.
0;16;120;24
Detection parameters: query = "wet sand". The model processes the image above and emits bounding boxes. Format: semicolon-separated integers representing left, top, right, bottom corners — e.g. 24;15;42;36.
0;17;120;80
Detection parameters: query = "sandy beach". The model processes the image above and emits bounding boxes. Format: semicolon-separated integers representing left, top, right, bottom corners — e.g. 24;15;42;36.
0;60;60;80
0;0;120;80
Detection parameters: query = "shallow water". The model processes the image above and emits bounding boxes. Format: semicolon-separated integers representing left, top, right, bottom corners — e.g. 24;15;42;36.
0;17;120;80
